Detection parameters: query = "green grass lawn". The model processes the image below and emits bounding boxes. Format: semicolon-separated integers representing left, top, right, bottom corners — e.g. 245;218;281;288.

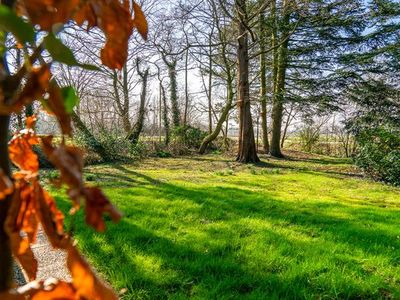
48;151;400;299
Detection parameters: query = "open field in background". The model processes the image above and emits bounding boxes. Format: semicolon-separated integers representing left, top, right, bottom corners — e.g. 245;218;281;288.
44;151;400;299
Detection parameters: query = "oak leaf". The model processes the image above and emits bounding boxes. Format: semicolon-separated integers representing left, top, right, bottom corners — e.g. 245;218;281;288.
67;244;118;300
5;183;38;280
9;127;40;175
84;186;122;232
0;66;50;115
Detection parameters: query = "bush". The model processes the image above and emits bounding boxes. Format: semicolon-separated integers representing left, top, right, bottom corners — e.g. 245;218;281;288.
354;127;400;185
171;125;207;149
74;129;148;163
210;136;235;154
167;125;207;155
299;123;320;153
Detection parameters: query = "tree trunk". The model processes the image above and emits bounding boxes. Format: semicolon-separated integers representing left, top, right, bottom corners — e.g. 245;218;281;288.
160;82;170;145
280;104;294;148
0;115;12;292
208;39;213;134
259;8;269;154
127;63;149;145
270;0;289;158
183;49;189;126
199;78;233;154
71;111;111;161
236;0;260;163
113;67;131;133
163;58;180;128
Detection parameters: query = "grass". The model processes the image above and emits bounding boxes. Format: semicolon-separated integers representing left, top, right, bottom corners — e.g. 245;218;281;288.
48;151;400;299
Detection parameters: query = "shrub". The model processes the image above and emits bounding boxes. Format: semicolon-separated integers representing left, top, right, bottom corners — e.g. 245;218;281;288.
299;123;320;153
171;125;207;149
354;126;400;185
74;129;148;163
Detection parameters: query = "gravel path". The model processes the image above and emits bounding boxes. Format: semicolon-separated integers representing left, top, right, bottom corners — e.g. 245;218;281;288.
13;229;71;285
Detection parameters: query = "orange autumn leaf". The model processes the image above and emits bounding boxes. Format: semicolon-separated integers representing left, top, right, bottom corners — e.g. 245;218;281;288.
36;184;68;249
31;280;78;300
9;128;40;175
0;66;50;115
96;0;134;69
17;181;39;243
41;137;121;231
25;115;37;130
0;169;13;201
84;187;122;232
132;2;148;40
5;183;38;280
41;136;84;195
18;0;146;70
17;0;80;31
0;279;79;300
67;244;118;300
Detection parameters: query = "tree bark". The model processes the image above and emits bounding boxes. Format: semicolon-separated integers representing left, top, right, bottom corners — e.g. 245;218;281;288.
113;67;131;133
162;57;180;128
236;0;260;163
270;0;289;158
127;62;149;145
280;104;295;148
160;82;170;145
71;111;111;161
208;38;213;134
183;49;189;126
259;8;269;154
199;78;233;154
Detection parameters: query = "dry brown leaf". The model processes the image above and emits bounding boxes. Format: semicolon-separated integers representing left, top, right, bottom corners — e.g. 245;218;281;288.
9;132;39;175
96;0;134;69
132;2;148;40
41;136;84;198
36;184;68;249
1;279;79;299
18;0;80;31
67;244;118;300
84;186;122;232
5;183;38;280
31;280;78;300
0;66;50;115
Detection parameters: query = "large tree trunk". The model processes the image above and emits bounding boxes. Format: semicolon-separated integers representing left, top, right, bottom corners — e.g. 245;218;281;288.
236;0;260;163
207;38;213;134
71;111;111;161
128;62;149;145
183;49;189;126
160;82;170;145
113;66;131;133
259;8;269;154
270;0;289;158
0;115;12;292
199;78;233;154
163;58;180;128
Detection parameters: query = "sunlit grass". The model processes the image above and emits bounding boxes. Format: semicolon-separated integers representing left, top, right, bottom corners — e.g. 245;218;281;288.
49;153;400;299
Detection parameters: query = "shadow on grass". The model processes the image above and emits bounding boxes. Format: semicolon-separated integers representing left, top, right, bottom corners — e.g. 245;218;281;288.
70;165;400;299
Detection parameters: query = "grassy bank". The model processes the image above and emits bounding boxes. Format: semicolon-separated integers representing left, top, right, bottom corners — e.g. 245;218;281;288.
49;151;400;299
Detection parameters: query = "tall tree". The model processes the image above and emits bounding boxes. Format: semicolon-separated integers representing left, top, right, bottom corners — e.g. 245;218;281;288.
128;59;150;144
235;0;260;163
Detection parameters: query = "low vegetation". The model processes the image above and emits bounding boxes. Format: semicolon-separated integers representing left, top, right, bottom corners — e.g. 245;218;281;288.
48;153;400;299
